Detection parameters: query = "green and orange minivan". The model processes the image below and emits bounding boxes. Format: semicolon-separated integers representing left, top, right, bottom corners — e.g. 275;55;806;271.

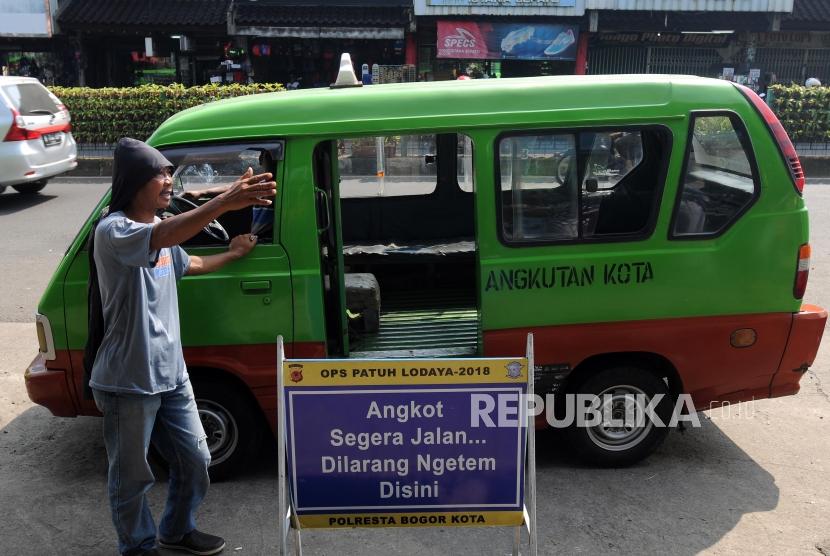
25;74;826;478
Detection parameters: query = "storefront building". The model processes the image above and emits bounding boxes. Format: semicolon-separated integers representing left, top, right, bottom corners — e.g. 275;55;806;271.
232;0;413;87
413;0;587;80
585;0;830;89
56;0;235;87
413;0;830;88
0;0;74;85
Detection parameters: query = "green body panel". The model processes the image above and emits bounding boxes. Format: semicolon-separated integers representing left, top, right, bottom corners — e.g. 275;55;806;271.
176;244;293;346
44;74;808;355
49;192;111;350
469;85;806;330
276;138;327;344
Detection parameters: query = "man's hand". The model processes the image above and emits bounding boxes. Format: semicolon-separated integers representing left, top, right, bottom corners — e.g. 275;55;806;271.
186;234;258;276
217;167;277;212
229;233;258;259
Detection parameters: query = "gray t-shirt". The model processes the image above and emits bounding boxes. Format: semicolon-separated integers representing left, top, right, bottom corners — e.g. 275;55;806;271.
89;211;191;395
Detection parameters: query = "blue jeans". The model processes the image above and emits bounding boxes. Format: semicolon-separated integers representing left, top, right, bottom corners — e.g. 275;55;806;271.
93;381;211;555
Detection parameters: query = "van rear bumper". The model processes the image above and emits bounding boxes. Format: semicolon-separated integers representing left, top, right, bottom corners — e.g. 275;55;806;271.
771;304;828;398
24;353;78;417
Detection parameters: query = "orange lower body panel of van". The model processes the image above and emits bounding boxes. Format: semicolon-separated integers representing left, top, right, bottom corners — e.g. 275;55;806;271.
484;305;826;410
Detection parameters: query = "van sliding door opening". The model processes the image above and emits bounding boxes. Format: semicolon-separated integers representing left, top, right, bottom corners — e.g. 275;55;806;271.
313;141;349;357
332;133;480;358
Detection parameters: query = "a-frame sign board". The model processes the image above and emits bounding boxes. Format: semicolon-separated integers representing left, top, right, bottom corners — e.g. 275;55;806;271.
276;334;538;555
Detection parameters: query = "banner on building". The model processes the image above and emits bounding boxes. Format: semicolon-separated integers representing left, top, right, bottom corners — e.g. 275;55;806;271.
437;21;579;61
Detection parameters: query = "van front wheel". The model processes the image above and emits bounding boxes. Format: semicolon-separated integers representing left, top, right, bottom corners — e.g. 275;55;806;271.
564;367;673;467
193;378;262;481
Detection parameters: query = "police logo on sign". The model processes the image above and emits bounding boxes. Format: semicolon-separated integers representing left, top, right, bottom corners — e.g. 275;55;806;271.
289;364;304;383
506;361;523;379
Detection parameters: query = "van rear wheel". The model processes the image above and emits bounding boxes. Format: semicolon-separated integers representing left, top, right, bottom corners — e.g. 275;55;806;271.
192;378;263;481
564;366;673;467
13;180;47;194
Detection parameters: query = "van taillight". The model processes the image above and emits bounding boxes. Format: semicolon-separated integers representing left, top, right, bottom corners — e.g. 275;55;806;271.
3;107;71;142
734;83;805;195
794;244;810;299
3;108;32;141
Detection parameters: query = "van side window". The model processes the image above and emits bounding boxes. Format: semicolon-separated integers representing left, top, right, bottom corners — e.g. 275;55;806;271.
164;144;279;247
672;114;758;237
498;127;668;244
499;134;579;241
338;135;437;198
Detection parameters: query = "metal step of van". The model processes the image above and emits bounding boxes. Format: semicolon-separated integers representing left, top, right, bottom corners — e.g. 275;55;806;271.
349;289;479;359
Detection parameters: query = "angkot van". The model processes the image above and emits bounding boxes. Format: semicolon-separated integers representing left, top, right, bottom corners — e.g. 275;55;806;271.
25;73;826;479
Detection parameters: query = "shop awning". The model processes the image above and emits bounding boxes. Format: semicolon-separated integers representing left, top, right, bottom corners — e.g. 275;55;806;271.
784;0;830;30
234;1;411;39
57;0;231;33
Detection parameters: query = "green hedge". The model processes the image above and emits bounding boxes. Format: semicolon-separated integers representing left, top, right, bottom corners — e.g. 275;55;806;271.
51;83;284;145
769;84;830;142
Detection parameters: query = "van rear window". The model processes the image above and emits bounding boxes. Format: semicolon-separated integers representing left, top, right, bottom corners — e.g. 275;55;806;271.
672;114;758;238
1;83;60;115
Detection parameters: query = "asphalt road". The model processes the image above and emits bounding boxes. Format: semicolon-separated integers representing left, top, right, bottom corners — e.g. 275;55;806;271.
0;179;828;555
0;178;109;322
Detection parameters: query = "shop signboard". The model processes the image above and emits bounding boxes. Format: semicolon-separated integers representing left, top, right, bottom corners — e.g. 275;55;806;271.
0;0;53;37
437;21;579;61
429;0;576;6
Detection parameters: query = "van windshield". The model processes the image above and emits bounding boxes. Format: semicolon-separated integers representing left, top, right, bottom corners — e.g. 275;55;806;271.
1;83;60;115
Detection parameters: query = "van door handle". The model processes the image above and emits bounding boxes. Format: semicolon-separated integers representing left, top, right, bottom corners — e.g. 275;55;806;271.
315;187;331;234
241;280;271;293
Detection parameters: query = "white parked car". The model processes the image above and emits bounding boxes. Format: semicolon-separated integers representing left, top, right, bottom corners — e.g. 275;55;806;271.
0;76;77;195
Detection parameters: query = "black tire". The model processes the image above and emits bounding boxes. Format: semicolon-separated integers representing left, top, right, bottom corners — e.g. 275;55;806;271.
0;185;6;194
13;180;47;194
563;366;673;467
192;378;263;481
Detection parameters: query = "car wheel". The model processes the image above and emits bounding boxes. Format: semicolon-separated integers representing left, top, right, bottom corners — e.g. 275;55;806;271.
564;366;673;467
0;185;6;194
192;378;263;481
13;180;48;194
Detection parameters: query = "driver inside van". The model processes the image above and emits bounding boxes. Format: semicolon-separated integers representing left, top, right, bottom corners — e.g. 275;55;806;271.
83;137;276;556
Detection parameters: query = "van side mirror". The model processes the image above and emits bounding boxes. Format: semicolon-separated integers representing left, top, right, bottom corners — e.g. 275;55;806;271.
585;178;598;193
